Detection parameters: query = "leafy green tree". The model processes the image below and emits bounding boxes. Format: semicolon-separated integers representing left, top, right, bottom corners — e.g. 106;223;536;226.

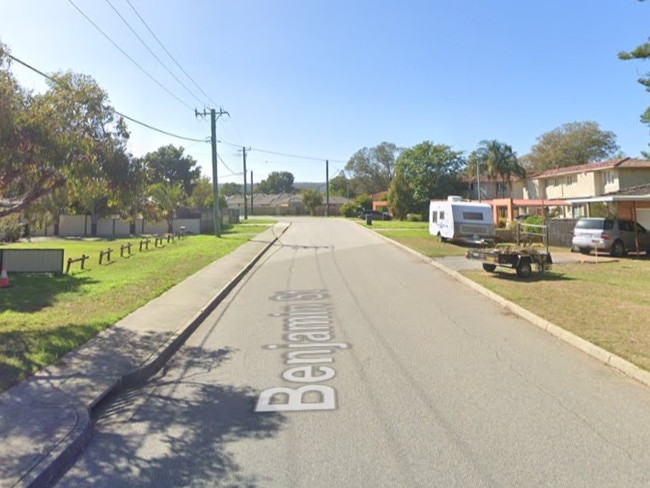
148;182;186;233
256;171;295;193
353;194;373;212
329;173;355;198
468;140;526;197
302;190;323;216
387;171;416;220
619;22;650;157
521;122;619;171
0;49;69;216
189;176;213;210
220;182;243;196
345;142;400;194
393;141;466;214
142;145;201;196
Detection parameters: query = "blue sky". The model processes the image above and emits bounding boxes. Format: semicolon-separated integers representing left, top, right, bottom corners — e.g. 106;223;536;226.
1;0;649;184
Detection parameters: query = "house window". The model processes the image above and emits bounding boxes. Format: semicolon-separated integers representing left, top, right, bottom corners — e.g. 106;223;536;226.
566;175;575;185
604;171;616;185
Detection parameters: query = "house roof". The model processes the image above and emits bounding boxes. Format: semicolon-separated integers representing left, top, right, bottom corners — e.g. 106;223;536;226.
567;182;650;204
531;157;650;179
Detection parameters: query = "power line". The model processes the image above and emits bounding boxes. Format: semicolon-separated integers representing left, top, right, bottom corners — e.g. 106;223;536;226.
66;0;194;111
105;0;207;107
126;0;219;108
6;52;207;144
219;139;346;164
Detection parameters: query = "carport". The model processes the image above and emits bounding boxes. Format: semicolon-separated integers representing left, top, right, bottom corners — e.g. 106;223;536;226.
568;184;650;256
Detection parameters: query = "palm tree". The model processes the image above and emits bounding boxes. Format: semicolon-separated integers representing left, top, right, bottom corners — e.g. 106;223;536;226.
469;140;526;197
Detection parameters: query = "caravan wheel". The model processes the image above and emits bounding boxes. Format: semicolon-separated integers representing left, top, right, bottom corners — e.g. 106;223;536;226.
437;233;447;243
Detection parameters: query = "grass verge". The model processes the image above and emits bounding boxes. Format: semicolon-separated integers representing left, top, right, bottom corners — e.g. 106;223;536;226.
366;219;650;374
0;223;272;392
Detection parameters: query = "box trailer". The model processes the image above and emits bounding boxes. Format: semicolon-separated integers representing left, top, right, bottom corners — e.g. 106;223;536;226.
429;196;495;244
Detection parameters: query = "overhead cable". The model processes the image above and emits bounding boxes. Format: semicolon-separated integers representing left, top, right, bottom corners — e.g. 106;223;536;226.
105;0;207;107
5;53;207;144
67;0;194;111
126;0;219;108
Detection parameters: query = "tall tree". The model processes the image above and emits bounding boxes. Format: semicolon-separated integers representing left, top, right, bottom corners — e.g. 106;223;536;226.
256;171;295;194
345;142;400;194
521;121;619;171
392;141;466;214
220;182;243;196
619;18;650;158
468;140;526;197
143;145;201;196
387;171;415;220
189;176;213;210
0;49;68;216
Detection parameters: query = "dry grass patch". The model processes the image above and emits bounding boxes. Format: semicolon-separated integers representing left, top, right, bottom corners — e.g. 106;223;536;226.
463;259;650;371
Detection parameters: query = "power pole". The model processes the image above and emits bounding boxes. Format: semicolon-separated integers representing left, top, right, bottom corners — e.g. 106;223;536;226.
325;159;330;217
250;171;254;216
240;146;251;220
195;107;229;236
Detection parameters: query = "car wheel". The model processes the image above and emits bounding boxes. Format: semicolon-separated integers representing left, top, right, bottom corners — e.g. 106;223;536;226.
482;263;497;272
610;240;625;257
516;260;532;279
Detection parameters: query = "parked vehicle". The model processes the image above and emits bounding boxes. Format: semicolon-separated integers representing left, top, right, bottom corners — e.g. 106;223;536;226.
429;196;494;244
571;217;650;257
358;209;391;221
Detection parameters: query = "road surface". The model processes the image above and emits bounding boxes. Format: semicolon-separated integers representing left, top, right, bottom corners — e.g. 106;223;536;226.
59;218;650;487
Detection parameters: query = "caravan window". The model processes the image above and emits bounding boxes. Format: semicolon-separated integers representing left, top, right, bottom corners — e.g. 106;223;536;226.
431;212;437;223
462;211;484;221
439;211;445;220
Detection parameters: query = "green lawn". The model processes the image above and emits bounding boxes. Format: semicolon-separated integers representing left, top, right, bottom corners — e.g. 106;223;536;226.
0;223;272;391
364;219;650;374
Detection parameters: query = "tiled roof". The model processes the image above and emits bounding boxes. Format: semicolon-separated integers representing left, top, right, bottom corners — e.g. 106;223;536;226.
603;182;650;197
531;158;650;179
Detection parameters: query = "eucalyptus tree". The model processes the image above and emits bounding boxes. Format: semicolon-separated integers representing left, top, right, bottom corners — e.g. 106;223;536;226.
345;142;401;195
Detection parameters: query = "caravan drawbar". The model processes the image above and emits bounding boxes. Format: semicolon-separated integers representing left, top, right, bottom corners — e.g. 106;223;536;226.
429;196;495;244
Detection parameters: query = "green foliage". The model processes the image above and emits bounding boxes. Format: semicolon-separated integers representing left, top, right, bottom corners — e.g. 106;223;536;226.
406;213;423;222
302;189;323;216
142;145;201;196
353;194;373;211
394;141;466;209
388;171;416;219
467;140;525;197
220;182;243;196
345;142;400;195
339;202;358;217
520;122;619;171
190;176;213;210
619;28;650;155
329;173;354;198
0;215;23;242
256;171;295;194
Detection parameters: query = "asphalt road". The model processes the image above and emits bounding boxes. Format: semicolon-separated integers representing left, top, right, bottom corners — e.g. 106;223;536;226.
59;218;650;487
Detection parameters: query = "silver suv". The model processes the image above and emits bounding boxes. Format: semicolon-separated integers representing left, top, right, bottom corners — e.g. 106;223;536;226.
571;217;650;257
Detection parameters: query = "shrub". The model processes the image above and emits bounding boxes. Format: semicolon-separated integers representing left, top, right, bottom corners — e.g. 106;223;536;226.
406;213;422;222
339;202;358;218
0;215;23;242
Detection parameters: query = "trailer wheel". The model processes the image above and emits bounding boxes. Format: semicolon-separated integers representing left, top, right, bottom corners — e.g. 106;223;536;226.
482;263;497;272
437;233;447;243
516;260;532;279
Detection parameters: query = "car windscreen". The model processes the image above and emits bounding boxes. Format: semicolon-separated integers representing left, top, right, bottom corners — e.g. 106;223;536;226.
575;219;614;230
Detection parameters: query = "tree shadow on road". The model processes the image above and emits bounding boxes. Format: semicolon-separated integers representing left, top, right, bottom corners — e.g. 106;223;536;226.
60;345;286;487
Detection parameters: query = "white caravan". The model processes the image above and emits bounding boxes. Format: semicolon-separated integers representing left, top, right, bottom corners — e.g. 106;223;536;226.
429;196;495;244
